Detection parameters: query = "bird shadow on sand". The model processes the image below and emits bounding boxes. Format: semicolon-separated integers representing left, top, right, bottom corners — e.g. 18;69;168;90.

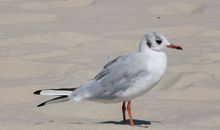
98;119;161;127
35;119;161;128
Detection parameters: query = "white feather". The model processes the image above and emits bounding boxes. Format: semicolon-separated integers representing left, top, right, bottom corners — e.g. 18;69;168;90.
39;90;72;96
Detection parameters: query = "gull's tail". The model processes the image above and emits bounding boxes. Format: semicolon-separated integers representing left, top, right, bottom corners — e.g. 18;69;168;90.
33;88;77;107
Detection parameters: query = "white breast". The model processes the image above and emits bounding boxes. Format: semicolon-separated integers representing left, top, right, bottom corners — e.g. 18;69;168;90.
120;51;167;101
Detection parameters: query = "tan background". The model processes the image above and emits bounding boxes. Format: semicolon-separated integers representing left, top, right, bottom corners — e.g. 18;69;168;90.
0;0;220;129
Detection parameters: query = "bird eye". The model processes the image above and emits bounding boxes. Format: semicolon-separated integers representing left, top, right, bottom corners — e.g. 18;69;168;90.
156;40;162;45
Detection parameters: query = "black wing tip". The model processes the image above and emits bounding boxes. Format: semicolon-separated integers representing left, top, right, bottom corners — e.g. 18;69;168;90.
33;90;41;95
37;102;46;107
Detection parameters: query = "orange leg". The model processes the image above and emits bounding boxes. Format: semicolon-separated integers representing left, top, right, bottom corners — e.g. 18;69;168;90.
122;101;126;124
127;101;135;126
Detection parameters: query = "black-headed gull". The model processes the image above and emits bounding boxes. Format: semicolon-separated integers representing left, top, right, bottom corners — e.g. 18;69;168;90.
34;32;183;126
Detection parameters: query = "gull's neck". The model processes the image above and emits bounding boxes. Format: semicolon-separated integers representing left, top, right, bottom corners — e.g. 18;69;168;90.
139;42;167;78
139;41;151;52
139;41;160;54
138;41;166;59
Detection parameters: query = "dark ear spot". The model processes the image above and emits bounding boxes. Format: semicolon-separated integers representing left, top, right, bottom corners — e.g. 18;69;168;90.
146;40;152;48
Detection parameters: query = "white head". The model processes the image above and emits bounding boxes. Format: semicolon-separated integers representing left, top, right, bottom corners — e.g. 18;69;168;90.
139;32;182;52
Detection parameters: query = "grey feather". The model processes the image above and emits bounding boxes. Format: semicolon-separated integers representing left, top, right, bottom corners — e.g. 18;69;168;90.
88;54;149;101
95;69;109;80
103;56;121;69
94;56;121;80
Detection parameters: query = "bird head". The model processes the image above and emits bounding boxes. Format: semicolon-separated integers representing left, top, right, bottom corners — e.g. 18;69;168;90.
139;32;183;52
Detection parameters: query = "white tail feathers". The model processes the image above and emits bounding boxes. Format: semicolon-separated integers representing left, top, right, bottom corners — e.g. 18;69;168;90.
35;89;72;96
33;88;77;107
34;88;77;96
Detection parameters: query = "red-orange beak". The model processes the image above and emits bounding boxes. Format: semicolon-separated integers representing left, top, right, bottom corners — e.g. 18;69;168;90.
166;43;183;50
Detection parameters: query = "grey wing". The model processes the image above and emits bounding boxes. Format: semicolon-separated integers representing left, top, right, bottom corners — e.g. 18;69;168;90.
94;68;109;81
92;54;148;100
72;56;125;101
103;56;121;69
95;56;121;80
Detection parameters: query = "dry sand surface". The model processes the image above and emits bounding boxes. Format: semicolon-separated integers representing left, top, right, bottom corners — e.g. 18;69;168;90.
0;0;220;129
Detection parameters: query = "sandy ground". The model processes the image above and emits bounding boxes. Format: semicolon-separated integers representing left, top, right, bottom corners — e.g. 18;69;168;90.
0;0;220;129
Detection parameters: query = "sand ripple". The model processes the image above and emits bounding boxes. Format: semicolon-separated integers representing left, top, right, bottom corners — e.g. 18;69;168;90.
20;0;94;10
0;14;57;25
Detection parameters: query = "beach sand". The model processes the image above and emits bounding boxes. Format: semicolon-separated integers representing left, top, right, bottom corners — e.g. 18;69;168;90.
0;0;220;129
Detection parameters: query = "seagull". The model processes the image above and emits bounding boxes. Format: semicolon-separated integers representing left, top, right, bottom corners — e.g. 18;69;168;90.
34;32;183;126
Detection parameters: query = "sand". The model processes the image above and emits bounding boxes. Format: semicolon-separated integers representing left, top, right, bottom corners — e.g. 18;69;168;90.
0;0;220;129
